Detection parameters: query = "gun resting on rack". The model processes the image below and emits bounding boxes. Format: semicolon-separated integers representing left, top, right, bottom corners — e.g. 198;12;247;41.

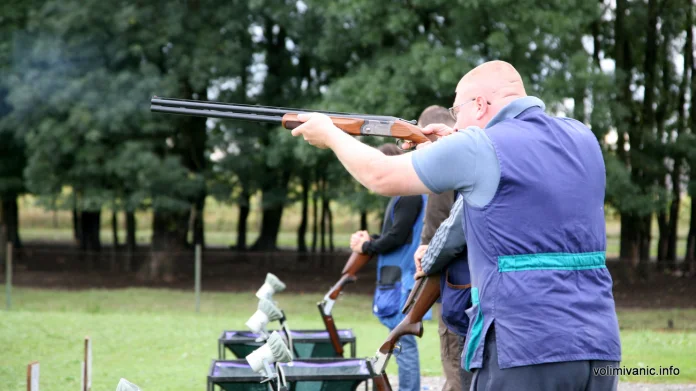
369;274;441;390
150;97;435;144
317;251;373;356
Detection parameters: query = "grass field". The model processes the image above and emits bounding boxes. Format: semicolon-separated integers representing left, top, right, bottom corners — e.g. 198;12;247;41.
1;288;695;390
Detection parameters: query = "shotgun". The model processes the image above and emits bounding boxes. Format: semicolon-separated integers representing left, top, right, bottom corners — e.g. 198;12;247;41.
150;97;435;144
368;275;441;390
317;251;373;356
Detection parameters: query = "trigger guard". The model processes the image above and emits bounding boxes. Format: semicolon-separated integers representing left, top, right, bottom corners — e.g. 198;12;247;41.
396;139;409;151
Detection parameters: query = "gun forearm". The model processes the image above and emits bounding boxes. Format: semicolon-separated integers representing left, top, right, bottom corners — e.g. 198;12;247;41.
341;252;372;275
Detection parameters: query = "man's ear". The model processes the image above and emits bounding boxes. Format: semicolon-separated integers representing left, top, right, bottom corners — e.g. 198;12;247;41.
475;97;488;120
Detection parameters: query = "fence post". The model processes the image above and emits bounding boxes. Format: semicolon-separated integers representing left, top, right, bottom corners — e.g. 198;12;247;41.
27;361;39;391
82;336;92;391
6;242;12;311
195;244;201;313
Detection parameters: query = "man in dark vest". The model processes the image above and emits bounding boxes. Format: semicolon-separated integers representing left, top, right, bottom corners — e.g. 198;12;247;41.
291;60;621;390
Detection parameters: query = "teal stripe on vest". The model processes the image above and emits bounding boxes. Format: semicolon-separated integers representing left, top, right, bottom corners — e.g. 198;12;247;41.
464;287;483;372
498;251;606;272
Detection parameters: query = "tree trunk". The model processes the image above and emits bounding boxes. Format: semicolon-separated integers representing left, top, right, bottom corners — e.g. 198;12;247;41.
73;207;81;242
657;211;669;270
619;213;639;282
614;0;638;283
688;1;696;275
324;198;334;252
192;196;205;247
144;210;189;281
251;203;285;251
591;1;601;67
111;210;119;248
79;210;101;271
1;196;21;248
250;169;291;251
360;210;368;232
666;167;681;268
126;211;136;272
297;175;309;252
0;224;5;268
675;0;693;272
236;188;250;251
110;209;118;272
311;184;318;253
685;194;696;274
320;177;326;253
79;211;101;251
638;214;652;279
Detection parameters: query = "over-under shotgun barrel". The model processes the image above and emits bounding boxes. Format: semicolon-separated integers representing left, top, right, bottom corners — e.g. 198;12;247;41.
150;96;412;123
150;96;434;144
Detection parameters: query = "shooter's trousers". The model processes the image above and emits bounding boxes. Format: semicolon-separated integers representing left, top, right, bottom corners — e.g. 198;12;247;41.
470;325;619;391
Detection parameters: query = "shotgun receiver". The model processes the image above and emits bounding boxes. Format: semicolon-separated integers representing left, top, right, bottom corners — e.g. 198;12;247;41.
317;251;373;356
150;97;435;144
368;275;441;390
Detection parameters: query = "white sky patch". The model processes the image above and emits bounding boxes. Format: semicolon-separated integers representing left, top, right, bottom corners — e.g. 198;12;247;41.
248;52;267;98
296;0;307;14
249;25;264;43
600;58;615;73
605;129;618;146
210;147;226;162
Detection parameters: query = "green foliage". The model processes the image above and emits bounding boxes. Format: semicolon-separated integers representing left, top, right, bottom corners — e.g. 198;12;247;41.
2;0;696;245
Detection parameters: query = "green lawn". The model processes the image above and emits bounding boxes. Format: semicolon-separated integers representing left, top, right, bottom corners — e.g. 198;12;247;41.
1;288;695;390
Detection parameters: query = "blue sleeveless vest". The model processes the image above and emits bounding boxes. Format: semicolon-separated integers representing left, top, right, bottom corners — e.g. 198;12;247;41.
372;195;428;329
461;107;621;371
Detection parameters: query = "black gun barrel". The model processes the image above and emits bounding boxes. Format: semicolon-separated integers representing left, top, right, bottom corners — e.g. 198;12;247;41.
150;104;283;123
150;96;417;124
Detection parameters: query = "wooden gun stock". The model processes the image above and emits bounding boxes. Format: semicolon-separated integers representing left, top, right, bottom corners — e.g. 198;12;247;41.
282;114;434;144
327;274;357;301
325;252;372;300
379;274;441;355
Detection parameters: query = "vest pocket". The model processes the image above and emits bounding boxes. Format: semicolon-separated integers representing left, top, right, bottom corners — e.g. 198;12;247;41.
372;282;402;319
440;270;472;337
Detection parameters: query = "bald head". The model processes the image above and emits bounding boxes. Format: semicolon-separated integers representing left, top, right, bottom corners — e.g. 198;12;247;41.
456;61;526;103
450;61;527;129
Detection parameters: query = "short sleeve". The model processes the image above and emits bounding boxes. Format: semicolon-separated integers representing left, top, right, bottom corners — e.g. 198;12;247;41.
411;128;481;194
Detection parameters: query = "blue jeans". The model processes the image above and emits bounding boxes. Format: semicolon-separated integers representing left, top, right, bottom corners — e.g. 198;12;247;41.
391;331;420;391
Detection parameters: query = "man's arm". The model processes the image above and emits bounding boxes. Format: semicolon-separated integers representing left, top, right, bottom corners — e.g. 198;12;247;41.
362;196;422;255
290;113;481;197
420;191;456;245
421;196;467;274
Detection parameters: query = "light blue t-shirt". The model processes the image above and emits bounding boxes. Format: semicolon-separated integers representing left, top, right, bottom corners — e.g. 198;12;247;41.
411;96;546;208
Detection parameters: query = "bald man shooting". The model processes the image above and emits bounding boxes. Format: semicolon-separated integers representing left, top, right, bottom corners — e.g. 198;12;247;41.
290;61;621;390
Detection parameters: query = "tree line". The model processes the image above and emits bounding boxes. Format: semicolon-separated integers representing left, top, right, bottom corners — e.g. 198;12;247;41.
0;0;695;281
